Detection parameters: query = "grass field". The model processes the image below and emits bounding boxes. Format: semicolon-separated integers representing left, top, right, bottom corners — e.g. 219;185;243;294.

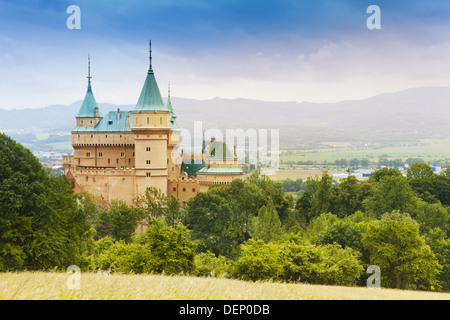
1;272;449;300
281;139;450;164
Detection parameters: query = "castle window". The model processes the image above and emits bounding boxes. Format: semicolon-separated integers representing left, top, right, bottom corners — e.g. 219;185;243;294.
116;158;119;164
86;152;91;157
108;158;110;165
172;167;174;172
182;188;186;192
147;117;149;124
98;152;103;158
173;187;176;192
146;160;151;165
91;135;93;138
146;172;151;177
192;188;196;192
132;152;135;157
86;176;88;182
120;152;125;158
90;120;93;124
78;135;80;138
146;147;151;152
160;117;162;124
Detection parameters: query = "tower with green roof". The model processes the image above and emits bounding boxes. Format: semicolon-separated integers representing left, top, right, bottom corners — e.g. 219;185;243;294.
131;40;180;196
75;55;102;128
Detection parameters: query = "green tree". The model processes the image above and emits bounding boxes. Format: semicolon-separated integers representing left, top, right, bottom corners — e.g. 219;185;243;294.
425;228;450;292
310;171;333;218
369;167;402;183
136;218;195;274
330;175;370;218
415;202;450;236
363;175;420;218
249;199;284;242
362;211;442;290
233;239;287;281
26;175;92;270
0;133;48;270
315;220;363;253
108;200;144;243
165;195;185;228
407;163;435;179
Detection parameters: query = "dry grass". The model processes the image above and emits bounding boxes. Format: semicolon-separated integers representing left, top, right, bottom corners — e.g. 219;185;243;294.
0;272;449;300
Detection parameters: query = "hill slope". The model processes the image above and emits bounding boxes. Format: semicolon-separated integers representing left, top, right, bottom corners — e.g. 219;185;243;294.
1;86;450;151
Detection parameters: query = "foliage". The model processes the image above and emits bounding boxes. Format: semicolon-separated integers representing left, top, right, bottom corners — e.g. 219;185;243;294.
362;211;442;290
0;133;92;271
233;239;364;286
249;199;284;242
194;251;233;278
88;219;195;275
108;200;144;243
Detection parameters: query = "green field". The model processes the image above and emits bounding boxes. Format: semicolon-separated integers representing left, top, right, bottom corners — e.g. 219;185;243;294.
1;272;449;300
281;139;450;164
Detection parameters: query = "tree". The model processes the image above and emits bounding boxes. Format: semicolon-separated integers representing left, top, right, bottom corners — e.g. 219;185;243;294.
185;174;289;258
26;175;93;270
363;175;420;218
233;239;287;281
0;133;49;270
415;202;450;236
310;171;333;218
249;199;284;242
136;218;195;274
369;167;402;183
165;195;185;228
0;134;92;271
315;220;363;253
362;211;442;290
330;175;370;218
107;200;144;243
407;163;435;180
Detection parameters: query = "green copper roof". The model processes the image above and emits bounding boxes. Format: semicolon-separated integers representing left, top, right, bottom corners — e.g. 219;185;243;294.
73;110;132;132
77;83;99;118
166;95;180;131
134;69;167;112
197;167;244;175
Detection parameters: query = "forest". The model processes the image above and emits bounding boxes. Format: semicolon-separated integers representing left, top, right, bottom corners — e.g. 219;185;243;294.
0;132;449;292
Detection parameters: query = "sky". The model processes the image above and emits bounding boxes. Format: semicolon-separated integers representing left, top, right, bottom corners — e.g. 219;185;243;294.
1;0;450;109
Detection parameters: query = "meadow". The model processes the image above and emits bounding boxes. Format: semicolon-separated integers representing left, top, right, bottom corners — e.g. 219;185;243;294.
280;139;450;164
1;272;449;300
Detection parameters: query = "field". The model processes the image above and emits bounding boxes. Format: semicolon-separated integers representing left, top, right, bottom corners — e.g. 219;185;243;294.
281;139;450;164
0;272;449;300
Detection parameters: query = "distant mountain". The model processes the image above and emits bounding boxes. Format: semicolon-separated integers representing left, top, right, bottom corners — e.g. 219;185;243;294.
1;86;450;151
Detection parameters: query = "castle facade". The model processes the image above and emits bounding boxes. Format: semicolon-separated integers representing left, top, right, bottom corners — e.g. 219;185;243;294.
62;43;244;208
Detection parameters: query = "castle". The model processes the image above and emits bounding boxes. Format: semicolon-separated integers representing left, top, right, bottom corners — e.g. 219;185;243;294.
62;42;244;209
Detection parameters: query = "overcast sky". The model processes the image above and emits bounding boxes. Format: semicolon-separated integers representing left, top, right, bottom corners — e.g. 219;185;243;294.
1;0;450;109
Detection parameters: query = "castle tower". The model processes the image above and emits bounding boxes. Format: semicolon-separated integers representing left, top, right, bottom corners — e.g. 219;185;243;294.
76;55;102;128
131;41;178;196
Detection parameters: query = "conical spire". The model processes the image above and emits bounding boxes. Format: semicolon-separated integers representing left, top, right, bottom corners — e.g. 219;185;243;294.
77;54;99;118
166;82;179;130
134;40;167;112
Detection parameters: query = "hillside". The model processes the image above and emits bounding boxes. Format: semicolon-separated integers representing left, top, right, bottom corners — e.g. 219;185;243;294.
1;85;450;151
